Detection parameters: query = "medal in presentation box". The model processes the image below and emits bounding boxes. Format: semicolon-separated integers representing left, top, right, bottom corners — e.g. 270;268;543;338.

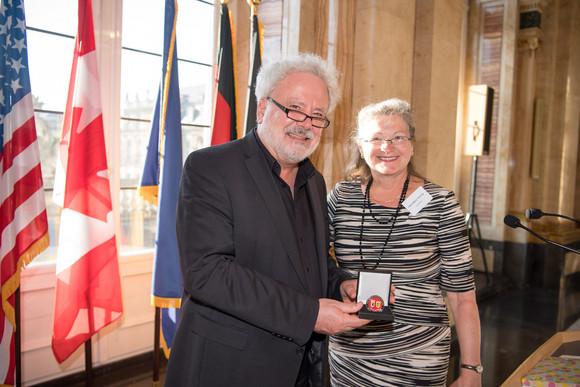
356;270;394;321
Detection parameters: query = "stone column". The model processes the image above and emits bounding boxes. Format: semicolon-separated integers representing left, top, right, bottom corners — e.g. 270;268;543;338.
411;0;464;191
506;1;543;222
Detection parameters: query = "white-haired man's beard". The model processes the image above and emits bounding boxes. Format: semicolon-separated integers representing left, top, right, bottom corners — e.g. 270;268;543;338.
259;125;321;164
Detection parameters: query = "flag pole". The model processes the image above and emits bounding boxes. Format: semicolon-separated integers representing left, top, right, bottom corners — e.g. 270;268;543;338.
85;305;95;387
248;0;261;14
15;288;21;387
84;340;93;387
244;0;262;136
153;307;161;386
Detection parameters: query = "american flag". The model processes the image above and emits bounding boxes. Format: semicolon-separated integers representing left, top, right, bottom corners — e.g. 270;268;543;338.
0;0;49;384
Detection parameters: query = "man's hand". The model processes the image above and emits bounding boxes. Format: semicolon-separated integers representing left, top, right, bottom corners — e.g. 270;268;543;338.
313;299;370;336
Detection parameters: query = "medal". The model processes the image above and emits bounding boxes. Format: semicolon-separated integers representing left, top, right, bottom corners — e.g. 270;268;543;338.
366;295;385;312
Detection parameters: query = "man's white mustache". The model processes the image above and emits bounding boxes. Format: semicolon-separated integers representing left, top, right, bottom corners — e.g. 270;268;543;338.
284;127;314;140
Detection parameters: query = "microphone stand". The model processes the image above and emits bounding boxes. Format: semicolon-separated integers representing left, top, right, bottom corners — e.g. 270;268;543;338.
544;212;580;224
504;215;580;255
528;209;580;225
516;223;580;255
504;215;580;331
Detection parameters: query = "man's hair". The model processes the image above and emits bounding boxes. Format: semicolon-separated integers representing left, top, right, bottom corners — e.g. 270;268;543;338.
255;53;341;113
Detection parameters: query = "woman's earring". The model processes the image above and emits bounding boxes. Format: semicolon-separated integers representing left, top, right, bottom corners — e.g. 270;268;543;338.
411;151;414;156
360;153;365;160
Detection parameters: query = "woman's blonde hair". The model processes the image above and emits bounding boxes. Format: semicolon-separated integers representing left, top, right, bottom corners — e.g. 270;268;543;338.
345;98;422;184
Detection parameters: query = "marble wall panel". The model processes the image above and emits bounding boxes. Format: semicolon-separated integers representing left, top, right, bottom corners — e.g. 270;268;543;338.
351;1;415;110
413;0;464;190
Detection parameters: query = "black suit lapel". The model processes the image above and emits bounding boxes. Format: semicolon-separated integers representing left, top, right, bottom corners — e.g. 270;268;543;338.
306;177;328;296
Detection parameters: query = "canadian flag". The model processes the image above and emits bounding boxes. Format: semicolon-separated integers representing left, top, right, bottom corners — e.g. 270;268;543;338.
51;0;123;364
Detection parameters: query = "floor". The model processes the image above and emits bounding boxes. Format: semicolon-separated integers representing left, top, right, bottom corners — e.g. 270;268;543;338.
469;274;562;386
41;273;577;387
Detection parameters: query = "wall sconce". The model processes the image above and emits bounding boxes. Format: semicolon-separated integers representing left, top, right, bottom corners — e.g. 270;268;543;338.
464;85;494;156
464;84;494;284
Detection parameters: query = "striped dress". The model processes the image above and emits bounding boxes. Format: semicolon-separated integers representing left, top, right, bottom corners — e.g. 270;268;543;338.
327;179;475;387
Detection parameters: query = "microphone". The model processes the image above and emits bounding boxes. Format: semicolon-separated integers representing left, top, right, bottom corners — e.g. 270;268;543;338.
503;215;580;254
525;208;580;225
504;214;521;228
525;208;543;219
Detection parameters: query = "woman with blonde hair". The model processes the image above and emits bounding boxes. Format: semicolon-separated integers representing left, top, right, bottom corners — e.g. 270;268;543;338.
327;98;482;386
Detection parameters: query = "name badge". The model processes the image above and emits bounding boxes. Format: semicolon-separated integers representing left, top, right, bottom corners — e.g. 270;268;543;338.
403;186;432;215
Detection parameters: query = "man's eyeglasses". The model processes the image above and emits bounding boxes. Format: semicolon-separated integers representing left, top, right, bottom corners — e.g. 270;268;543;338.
267;97;331;129
363;136;414;146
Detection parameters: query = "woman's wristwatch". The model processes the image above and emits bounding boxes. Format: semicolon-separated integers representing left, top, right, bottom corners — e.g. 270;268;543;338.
460;363;484;374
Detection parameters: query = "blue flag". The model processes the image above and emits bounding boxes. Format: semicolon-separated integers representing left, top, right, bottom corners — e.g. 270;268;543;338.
138;0;182;359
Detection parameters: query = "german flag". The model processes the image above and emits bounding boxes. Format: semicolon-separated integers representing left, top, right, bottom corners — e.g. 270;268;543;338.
211;2;238;145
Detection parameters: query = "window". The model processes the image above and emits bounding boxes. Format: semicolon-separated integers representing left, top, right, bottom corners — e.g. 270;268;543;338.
26;0;215;263
26;0;76;263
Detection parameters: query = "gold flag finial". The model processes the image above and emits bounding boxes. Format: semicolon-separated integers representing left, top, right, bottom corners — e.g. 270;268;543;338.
221;0;228;4
248;0;261;15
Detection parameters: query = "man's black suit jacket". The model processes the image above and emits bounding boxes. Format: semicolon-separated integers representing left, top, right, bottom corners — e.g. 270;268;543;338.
164;130;349;387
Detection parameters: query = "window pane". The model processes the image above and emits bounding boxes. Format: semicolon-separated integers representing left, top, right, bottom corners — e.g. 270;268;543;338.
34;111;63;188
119;190;158;251
179;61;213;126
121;0;163;55
27;32;75;113
122;0;215;63
31;192;61;264
25;0;75;265
120;49;161;119
176;1;215;64
31;111;63;264
119;118;208;189
24;0;77;36
182;123;209;157
120;118;152;188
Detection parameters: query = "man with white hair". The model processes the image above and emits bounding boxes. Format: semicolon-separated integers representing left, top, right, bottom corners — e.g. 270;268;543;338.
165;53;370;387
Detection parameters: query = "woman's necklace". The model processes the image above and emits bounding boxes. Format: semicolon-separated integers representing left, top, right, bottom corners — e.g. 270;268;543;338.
359;176;410;270
372;196;399;204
